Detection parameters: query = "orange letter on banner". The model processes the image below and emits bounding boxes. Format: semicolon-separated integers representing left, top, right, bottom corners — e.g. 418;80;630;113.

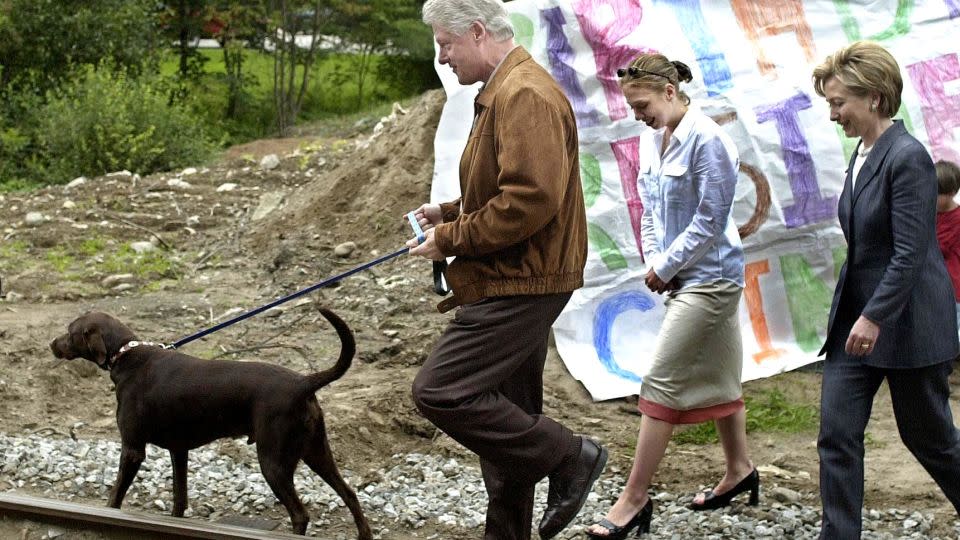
744;260;787;363
729;0;816;77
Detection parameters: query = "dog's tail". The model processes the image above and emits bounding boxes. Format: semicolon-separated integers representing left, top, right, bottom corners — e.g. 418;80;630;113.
299;308;356;397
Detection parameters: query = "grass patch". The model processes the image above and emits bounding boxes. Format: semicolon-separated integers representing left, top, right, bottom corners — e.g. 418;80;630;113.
98;244;182;280
158;49;427;145
0;179;44;193
673;389;818;445
78;237;106;256
0;239;29;256
45;248;76;273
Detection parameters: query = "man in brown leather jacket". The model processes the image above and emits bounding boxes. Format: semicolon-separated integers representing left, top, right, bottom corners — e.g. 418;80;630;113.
407;1;606;539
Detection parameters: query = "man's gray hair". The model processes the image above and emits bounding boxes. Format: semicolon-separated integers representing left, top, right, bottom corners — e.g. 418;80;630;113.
422;0;515;41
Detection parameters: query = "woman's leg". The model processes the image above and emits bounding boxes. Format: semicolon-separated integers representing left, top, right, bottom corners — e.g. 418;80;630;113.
887;361;960;513
691;408;753;503
818;360;883;540
585;415;673;533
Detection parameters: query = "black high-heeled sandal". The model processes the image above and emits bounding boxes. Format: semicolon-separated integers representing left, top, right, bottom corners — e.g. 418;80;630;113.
688;468;760;511
585;498;654;539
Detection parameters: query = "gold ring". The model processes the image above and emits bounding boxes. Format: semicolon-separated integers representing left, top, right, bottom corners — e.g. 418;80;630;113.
860;343;870;349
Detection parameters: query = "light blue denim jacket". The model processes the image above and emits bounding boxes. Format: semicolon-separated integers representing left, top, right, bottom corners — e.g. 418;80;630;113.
637;107;745;288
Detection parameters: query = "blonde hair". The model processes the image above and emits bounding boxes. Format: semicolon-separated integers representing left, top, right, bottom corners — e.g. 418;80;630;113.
618;53;694;106
812;41;902;117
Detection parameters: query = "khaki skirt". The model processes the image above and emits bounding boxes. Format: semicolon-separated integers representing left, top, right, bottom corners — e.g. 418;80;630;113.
638;280;744;424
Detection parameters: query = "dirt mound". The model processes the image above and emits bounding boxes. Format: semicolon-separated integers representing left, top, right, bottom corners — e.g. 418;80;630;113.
247;90;445;260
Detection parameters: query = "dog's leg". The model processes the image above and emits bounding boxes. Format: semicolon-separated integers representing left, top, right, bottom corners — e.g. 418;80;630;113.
108;444;145;508
303;429;373;540
170;449;188;517
257;447;310;535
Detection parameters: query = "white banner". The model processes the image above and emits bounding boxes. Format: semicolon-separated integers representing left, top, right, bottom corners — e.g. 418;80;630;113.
430;0;960;400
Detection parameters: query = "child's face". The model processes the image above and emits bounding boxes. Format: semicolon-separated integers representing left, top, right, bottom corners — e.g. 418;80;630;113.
937;192;959;213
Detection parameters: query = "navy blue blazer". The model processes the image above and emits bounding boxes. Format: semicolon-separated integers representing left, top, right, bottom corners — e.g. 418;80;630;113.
821;121;959;368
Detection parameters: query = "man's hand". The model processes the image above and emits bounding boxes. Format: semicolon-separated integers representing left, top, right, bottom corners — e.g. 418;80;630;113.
407;228;445;261
409;203;443;231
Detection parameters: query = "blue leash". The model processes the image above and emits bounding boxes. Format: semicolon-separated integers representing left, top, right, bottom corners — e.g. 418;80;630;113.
170;214;427;350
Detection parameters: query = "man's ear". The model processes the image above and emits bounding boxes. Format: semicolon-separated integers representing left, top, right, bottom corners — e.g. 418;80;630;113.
83;327;107;366
469;21;485;41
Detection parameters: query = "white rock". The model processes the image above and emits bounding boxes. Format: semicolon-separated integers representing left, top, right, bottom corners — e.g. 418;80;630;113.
105;170;133;177
130;241;156;254
216;183;238;192
186;216;200;226
167;179;192;190
334;242;357;257
101;274;135;288
66;176;87;189
62;200;76;209
216;307;245;321
4;291;23;302
251;192;285;221
260;154;280;170
181;167;198;176
25;212;45;226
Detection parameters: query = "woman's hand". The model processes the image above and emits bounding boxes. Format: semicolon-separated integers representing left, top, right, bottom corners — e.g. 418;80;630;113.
645;268;672;294
845;315;880;356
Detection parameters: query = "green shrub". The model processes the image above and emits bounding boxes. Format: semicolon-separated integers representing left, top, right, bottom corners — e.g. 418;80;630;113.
35;67;216;184
0;86;44;190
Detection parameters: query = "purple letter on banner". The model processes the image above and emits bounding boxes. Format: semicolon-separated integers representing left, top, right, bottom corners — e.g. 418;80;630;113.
946;0;959;19
610;136;644;252
907;53;960;164
540;7;599;128
572;0;646;121
653;0;732;96
755;93;836;228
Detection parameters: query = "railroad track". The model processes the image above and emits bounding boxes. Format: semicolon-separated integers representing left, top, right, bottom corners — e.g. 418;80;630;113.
0;493;310;539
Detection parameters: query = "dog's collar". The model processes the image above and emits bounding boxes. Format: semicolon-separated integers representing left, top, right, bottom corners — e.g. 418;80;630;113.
106;341;164;369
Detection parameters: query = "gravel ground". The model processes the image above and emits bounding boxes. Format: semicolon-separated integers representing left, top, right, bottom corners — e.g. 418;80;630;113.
1;433;957;539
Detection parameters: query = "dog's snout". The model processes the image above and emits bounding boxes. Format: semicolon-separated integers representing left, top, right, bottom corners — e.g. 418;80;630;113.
50;334;70;359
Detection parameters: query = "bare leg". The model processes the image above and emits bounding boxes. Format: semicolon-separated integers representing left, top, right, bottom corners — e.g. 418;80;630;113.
692;408;754;504
585;416;673;535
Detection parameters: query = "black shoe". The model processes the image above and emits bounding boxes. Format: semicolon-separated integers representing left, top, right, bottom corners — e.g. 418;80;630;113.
585;497;654;539
688;468;760;511
538;437;608;539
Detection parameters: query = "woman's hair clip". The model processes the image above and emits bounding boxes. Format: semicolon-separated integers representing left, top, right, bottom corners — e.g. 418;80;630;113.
617;66;671;80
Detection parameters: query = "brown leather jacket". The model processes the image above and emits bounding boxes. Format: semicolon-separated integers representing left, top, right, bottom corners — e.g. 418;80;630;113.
433;47;587;312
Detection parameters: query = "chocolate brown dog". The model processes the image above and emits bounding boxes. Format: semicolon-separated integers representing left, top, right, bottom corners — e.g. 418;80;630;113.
50;309;372;539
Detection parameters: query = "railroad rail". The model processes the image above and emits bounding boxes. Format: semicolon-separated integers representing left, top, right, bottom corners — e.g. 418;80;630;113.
0;492;310;539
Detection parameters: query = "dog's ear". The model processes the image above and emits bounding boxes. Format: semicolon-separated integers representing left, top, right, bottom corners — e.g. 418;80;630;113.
83;326;108;366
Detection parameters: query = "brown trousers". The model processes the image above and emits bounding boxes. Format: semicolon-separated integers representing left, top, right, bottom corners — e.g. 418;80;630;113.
412;293;579;540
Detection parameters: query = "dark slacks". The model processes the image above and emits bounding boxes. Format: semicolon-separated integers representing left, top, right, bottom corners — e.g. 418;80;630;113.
412;293;579;540
818;359;960;539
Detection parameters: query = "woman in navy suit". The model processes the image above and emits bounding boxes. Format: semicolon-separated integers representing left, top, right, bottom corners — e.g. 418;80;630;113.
812;40;960;539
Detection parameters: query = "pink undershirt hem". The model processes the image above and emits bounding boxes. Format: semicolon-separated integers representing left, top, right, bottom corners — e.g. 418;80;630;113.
638;397;745;425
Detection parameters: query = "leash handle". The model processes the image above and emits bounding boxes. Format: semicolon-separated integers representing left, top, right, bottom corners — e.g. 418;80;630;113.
406;211;425;243
407;209;448;295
